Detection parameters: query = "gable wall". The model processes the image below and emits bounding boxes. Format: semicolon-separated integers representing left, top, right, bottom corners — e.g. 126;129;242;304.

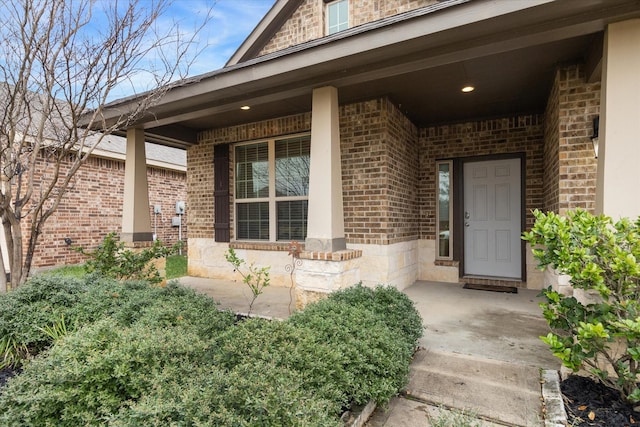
259;0;439;56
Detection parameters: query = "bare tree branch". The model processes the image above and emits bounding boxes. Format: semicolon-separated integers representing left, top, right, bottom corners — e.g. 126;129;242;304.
0;0;212;289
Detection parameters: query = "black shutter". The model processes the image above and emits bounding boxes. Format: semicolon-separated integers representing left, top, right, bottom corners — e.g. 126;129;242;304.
214;144;230;242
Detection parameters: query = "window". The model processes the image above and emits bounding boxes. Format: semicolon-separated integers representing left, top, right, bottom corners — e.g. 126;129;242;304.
326;0;348;35
436;161;453;259
235;135;310;241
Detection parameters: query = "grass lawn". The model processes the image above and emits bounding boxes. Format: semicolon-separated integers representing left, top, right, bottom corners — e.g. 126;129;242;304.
166;254;187;279
41;254;188;280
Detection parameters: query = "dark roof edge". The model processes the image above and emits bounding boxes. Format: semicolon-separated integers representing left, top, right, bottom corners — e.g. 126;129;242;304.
226;0;304;67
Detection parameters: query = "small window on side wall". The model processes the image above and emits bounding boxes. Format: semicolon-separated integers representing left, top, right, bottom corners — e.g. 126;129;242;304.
326;0;348;35
436;161;453;260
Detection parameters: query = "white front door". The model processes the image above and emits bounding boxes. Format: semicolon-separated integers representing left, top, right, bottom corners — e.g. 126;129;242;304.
463;158;522;279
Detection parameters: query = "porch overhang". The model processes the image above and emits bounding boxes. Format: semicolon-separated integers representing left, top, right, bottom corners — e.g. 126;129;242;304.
96;0;640;148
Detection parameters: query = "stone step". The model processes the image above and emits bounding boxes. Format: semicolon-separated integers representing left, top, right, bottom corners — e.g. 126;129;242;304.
402;349;544;426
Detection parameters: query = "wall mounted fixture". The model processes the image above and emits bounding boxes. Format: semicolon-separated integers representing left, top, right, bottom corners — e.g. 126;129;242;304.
591;116;599;158
64;237;72;245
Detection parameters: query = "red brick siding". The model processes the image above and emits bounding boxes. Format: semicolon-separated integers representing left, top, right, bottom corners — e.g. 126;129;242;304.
29;154;186;269
419;115;545;239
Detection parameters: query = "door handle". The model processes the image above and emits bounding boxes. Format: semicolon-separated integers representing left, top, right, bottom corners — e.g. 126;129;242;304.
465;222;470;227
464;211;470;219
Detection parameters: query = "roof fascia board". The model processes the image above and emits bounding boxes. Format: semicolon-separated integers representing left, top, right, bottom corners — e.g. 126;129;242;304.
135;0;553;114
106;0;639;129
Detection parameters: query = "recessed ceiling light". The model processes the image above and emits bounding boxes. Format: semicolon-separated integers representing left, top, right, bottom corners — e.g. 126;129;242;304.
461;86;475;93
240;105;251;110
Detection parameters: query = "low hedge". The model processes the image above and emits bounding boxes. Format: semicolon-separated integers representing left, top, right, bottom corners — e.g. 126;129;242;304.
0;280;423;426
0;275;235;367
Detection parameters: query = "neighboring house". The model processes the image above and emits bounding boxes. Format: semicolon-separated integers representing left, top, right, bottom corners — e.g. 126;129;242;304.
97;0;640;305
27;135;187;271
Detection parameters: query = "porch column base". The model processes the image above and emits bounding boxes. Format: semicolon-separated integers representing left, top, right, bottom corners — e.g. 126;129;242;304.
294;249;362;309
122;240;167;287
304;237;346;252
120;232;154;243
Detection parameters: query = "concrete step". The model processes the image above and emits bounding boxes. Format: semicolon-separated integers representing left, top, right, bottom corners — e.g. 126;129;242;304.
396;349;544;426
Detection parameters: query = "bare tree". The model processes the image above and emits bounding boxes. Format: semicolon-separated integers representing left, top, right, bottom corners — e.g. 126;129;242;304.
0;0;210;291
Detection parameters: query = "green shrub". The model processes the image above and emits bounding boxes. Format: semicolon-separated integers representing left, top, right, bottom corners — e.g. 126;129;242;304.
289;298;415;406
0;320;213;426
326;283;424;351
0;275;87;363
0;275;234;368
523;209;640;403
74;232;175;284
0;280;422;425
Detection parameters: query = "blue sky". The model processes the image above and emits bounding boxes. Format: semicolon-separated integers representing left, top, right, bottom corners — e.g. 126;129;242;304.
170;0;275;74
109;0;275;100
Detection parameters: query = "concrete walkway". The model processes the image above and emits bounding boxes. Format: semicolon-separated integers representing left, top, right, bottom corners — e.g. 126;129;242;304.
178;277;560;426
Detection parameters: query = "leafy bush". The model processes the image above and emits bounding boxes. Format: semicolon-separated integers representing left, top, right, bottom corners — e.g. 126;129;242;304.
289;297;416;406
523;209;640;403
74;232;175;284
0;320;214;426
0;275;234;368
325;283;424;352
0;275;87;364
0;281;422;425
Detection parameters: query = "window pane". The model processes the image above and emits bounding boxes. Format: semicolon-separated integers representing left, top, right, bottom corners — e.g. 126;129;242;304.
275;136;310;197
437;162;451;258
327;0;348;34
235;143;269;199
237;202;269;240
277;200;308;241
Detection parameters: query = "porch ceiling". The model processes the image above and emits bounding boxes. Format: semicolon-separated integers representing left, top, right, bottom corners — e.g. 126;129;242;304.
101;0;640;148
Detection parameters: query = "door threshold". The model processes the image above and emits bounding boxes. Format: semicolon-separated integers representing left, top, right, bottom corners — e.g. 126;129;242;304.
461;275;525;289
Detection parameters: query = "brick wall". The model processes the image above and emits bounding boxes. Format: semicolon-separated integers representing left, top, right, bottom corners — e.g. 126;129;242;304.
418;115;545;239
341;97;419;245
543;68;561;213
259;0;438;56
30;154;186;269
194;114;313;241
195;98;419;246
548;64;600;214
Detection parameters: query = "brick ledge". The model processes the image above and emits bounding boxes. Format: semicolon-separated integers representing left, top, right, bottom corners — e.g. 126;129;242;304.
229;241;295;252
299;250;362;261
228;242;362;261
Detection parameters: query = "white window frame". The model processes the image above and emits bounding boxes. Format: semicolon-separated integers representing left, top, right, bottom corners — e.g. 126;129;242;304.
234;134;310;242
326;0;349;35
436;160;453;260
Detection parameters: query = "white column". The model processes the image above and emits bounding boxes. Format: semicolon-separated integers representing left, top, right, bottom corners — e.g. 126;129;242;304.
121;128;152;242
596;19;640;218
305;86;346;252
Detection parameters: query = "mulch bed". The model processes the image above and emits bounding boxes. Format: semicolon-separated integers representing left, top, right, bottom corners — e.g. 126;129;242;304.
562;375;640;426
0;367;18;394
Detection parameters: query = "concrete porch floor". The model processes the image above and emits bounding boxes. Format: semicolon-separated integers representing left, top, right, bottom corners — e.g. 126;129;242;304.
177;277;561;426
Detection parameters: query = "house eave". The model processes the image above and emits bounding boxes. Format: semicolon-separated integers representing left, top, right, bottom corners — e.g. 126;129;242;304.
97;0;640;147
